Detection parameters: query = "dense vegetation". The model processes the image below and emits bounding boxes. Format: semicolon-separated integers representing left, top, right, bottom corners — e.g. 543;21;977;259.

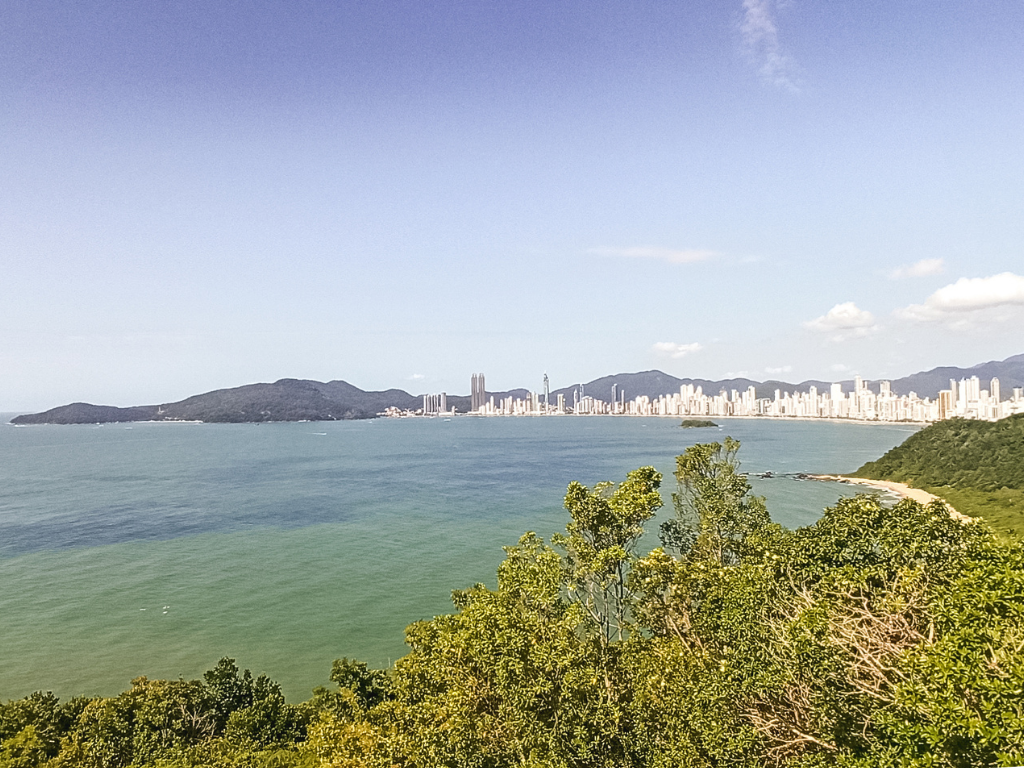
679;419;718;428
4;439;1023;767
854;413;1024;537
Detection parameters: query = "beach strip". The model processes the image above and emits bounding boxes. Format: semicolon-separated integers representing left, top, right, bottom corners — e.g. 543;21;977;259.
809;475;972;523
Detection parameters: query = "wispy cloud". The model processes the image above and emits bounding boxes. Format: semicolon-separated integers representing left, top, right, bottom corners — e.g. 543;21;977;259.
408;373;426;380
765;365;792;374
653;341;703;359
740;0;801;92
830;363;850;373
590;247;716;264
888;258;945;279
805;302;879;341
896;272;1024;322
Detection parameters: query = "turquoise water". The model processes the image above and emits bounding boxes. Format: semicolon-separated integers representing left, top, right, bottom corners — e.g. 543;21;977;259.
0;415;917;701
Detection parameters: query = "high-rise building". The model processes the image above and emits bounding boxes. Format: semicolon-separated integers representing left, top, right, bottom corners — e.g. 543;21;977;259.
423;393;447;415
966;376;981;402
938;390;954;420
471;373;486;412
543;373;550;412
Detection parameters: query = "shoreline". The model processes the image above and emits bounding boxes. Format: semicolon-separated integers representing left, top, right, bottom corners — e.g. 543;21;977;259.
809;474;972;522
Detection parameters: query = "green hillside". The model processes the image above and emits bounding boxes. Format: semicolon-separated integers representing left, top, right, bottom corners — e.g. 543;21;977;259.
854;413;1024;537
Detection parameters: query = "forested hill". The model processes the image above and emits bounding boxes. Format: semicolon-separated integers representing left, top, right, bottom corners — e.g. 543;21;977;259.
854;414;1024;490
9;379;422;424
854;413;1024;536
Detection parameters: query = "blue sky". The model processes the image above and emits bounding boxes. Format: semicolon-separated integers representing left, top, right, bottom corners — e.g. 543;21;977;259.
2;1;1023;410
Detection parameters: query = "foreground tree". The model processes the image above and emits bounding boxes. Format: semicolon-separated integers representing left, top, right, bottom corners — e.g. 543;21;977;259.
555;466;663;645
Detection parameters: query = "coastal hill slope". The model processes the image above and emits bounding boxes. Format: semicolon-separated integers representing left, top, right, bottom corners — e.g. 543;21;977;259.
853;413;1024;537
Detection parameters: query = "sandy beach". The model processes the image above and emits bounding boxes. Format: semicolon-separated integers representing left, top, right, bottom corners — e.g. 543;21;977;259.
810;475;973;523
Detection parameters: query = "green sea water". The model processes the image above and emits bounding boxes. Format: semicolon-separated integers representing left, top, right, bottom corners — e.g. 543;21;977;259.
0;415;918;701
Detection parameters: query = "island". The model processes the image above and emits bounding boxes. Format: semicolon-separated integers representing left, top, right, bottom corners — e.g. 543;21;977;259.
679;418;719;428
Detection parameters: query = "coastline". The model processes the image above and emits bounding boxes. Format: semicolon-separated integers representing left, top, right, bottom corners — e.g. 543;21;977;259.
810;474;972;522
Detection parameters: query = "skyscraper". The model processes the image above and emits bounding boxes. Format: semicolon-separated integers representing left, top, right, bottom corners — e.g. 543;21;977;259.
471;373;486;412
543;373;549;412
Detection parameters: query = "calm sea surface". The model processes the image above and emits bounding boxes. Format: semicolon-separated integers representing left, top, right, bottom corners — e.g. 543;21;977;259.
0;415;917;701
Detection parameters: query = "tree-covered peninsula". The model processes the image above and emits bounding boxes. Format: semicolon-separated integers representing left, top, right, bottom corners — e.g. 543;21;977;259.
9;380;422;424
3;440;1022;767
854;413;1024;538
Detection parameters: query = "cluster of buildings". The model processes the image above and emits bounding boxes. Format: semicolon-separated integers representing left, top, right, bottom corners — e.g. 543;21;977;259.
388;373;1024;424
588;376;1022;423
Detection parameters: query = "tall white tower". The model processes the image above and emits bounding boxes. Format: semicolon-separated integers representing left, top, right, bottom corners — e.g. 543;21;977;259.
471;373;486;412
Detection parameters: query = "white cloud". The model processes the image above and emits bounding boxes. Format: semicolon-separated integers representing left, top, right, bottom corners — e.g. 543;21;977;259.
740;0;800;92
408;373;425;380
765;365;792;374
830;363;849;373
590;247;716;264
804;302;879;341
897;272;1024;322
888;258;945;279
653;341;703;359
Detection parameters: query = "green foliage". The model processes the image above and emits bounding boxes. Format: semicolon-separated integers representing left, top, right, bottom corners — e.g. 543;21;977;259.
920;485;1024;540
0;692;87;763
663;437;775;564
554;466;663;644
854;413;1024;537
0;725;49;768
5;439;1024;767
375;531;626;766
327;660;390;713
855;413;1024;491
0;660;308;768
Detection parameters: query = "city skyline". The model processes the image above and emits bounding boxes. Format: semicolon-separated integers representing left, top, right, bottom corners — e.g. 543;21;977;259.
3;2;1024;411
403;370;1024;424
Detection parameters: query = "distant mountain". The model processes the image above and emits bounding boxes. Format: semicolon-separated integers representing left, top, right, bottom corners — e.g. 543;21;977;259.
10;379;421;425
553;354;1024;403
10;353;1023;424
551;371;833;403
888;354;1024;398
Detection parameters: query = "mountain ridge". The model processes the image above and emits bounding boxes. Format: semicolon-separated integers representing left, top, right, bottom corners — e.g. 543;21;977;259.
10;354;1023;424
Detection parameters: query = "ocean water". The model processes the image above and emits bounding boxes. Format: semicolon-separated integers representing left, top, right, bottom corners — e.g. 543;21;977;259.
0;415;917;701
